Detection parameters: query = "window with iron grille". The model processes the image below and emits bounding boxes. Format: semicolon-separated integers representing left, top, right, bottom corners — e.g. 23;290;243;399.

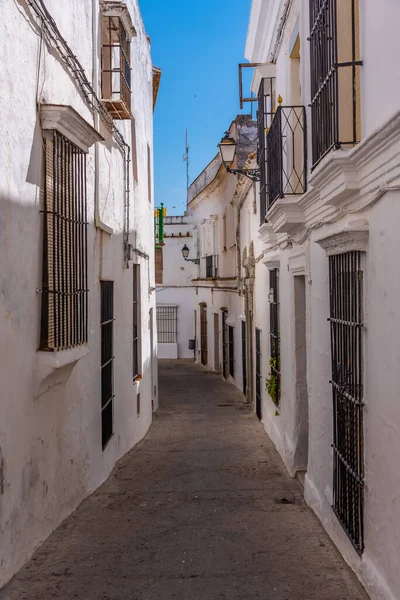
101;281;114;449
266;105;306;209
133;265;141;378
156;305;177;343
255;328;262;420
257;77;275;223
329;251;364;554
309;0;362;168
241;320;247;395
205;255;218;278
101;9;132;119
269;269;280;405
228;325;235;378
40;130;88;352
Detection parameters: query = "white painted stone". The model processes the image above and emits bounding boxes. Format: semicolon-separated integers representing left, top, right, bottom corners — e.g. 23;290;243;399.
0;0;157;588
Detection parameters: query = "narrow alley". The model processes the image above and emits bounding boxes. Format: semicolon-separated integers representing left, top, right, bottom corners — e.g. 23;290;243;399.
0;361;367;600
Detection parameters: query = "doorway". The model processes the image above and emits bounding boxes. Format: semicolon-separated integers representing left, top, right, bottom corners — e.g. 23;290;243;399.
200;304;208;366
293;275;309;471
214;313;219;371
241;320;247;394
221;309;228;379
149;307;155;410
255;328;262;420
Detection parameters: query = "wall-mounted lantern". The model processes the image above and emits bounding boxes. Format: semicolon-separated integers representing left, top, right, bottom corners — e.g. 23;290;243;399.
218;131;260;182
181;244;200;265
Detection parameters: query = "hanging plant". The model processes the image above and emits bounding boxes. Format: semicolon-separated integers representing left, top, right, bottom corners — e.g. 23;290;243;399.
266;357;280;406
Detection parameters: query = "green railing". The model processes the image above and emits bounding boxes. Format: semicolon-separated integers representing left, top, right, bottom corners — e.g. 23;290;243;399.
154;203;165;248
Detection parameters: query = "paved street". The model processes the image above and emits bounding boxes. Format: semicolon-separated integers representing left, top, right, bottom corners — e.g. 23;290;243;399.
0;360;368;599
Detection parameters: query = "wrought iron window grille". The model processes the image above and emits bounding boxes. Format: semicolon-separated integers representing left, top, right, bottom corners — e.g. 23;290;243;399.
309;0;362;169
40;130;88;352
101;280;114;449
101;14;132;119
328;251;364;554
268;269;280;406
156;305;178;344
257;77;276;222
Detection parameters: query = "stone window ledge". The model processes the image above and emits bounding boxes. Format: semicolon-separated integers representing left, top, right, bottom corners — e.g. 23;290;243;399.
316;225;369;256
40;104;104;153
35;345;89;399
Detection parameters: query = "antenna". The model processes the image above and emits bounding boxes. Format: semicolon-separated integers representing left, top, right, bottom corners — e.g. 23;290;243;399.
183;129;189;208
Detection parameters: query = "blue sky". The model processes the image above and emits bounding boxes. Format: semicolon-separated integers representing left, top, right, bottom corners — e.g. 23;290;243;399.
140;0;253;215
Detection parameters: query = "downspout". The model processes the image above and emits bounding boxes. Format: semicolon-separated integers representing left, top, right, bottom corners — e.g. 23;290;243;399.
92;0;113;235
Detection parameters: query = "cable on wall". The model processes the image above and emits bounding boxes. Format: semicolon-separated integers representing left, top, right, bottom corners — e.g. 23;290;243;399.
25;0;132;266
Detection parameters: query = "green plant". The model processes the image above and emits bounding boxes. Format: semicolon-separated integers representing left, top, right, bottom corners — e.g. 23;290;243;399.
266;357;280;406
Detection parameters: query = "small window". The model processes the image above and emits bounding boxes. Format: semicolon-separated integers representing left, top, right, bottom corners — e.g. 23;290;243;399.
147;144;152;204
156;305;177;343
101;4;134;119
133;265;141;378
228;325;235;378
101;281;114;449
40;130;88;351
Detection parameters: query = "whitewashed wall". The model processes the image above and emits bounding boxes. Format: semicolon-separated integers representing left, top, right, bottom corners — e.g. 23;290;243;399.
0;0;156;587
246;1;400;599
156;216;197;358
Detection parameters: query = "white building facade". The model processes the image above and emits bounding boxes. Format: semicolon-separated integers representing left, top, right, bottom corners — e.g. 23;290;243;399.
155;214;197;359
244;1;400;599
0;0;158;587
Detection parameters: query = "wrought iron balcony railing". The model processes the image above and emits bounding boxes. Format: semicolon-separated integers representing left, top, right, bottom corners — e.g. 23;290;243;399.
266;105;307;210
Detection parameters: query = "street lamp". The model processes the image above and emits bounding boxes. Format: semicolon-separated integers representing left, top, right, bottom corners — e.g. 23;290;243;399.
218;131;260;182
181;244;200;265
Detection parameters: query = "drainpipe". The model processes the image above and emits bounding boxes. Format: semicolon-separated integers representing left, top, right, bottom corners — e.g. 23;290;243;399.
92;0;113;235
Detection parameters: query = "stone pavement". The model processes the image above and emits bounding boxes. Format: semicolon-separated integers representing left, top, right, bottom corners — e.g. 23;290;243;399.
0;360;368;599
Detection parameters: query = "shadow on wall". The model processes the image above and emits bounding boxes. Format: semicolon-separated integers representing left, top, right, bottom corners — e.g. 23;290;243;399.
0;192;158;588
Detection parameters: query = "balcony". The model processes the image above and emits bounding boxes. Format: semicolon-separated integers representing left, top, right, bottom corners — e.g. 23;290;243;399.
266;105;307;210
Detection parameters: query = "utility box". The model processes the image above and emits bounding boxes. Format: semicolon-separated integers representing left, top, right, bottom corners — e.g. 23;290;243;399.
188;339;195;350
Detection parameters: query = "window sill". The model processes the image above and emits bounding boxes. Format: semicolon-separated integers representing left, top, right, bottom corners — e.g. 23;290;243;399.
35;345;89;399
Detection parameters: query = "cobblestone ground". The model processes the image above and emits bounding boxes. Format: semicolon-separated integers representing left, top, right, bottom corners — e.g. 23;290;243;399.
0;360;368;599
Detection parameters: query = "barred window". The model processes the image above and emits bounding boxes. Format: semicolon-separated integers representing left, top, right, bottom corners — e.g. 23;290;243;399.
269;269;280;405
309;0;362;168
101;281;114;449
40;130;88;351
156;305;177;343
133;265;141;378
329;251;364;554
257;77;275;223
